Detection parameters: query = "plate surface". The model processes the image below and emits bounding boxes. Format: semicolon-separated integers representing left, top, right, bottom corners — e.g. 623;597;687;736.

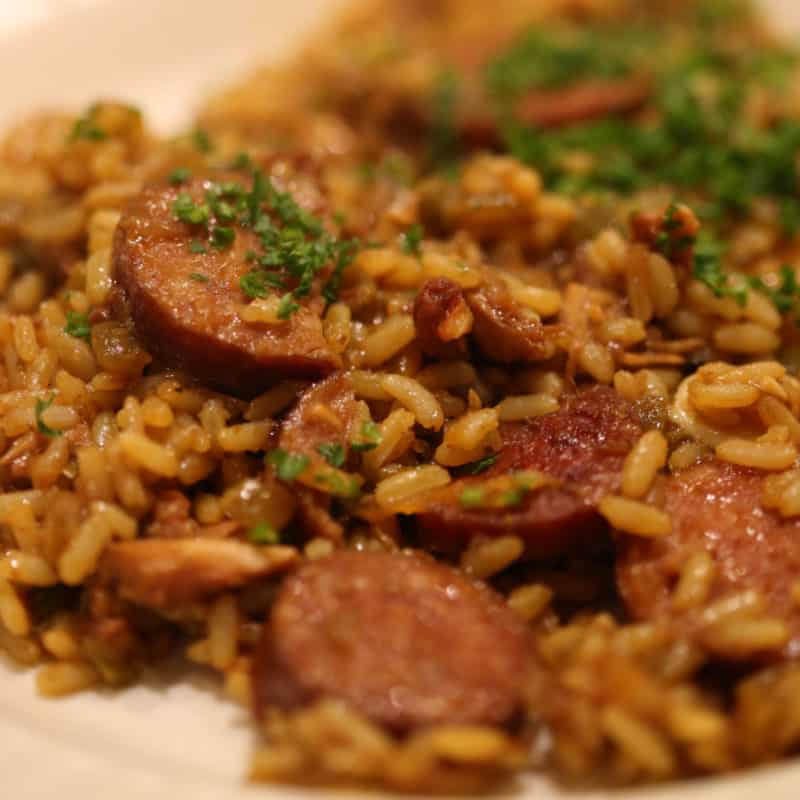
1;1;800;798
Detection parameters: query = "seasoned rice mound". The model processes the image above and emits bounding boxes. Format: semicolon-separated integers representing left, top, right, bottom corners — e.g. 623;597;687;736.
4;0;800;793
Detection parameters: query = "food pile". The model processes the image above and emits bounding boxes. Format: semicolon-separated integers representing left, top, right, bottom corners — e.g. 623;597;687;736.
3;0;800;792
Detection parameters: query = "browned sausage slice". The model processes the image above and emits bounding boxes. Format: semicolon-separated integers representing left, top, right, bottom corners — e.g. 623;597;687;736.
413;277;472;359
459;78;650;148
113;172;341;397
617;460;800;660
253;550;532;730
418;386;644;557
467;280;558;364
276;373;363;542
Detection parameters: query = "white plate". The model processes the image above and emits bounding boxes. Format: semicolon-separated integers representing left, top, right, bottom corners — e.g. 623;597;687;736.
2;1;800;798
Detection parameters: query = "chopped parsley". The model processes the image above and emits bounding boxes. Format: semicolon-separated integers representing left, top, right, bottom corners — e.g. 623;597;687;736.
189;240;207;255
458;452;498;476
749;265;800;321
236;168;360;315
188;272;209;282
240;270;286;299
169;167;192;185
267;449;309;481
192;129;213;153
459;486;485;508
485;26;637;98
173;193;210;225
654;204;695;262
429;70;461;176
231;152;253;170
498;31;800;240
277;293;300;320
68;105;108;142
692;231;747;306
210;225;235;251
63;311;91;341
317;442;346;468
313;471;361;499
351;420;382;452
248;521;280;545
35;396;62;438
400;224;424;257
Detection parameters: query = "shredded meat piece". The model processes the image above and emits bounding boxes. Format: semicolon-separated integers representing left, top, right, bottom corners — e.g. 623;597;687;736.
101;539;298;609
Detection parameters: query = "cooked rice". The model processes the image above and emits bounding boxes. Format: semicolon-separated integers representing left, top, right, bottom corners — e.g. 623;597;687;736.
2;0;800;794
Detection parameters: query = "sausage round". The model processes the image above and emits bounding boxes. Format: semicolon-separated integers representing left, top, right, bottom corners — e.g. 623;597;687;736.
113;172;340;397
617;460;800;660
418;386;644;557
253;550;532;730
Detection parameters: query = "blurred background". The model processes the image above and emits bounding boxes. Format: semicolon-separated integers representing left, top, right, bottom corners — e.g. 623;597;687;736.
0;0;798;133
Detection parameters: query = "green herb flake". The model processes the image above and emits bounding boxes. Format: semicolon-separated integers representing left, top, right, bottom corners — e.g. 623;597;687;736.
173;193;210;226
35;395;62;438
68;106;107;142
192;129;213;153
429;69;461;177
169;167;192;185
400;224;424;257
267;449;310;482
210;226;235;251
500;486;528;508
247;521;280;545
231;152;253;170
63;311;91;341
277;293;300;320
189;272;209;283
462;453;498;476
459;486;485;508
313;471;361;499
188;240;207;255
351;421;382;452
317;442;346;468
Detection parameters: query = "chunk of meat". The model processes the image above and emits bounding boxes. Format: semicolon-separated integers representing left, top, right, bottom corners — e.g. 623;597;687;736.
418;386;644;557
145;489;240;539
277;373;363;541
101;539;298;609
413;277;472;358
460;77;651;147
617;461;800;661
467;281;557;364
113;173;340;398
629;203;700;269
279;373;360;457
253;550;532;730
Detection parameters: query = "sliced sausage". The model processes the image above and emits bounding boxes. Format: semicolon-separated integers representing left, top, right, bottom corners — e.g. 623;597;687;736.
418;386;644;557
413;277;472;358
113;172;340;398
101;539;298;609
277;373;363;541
467;281;558;364
460;77;651;148
617;460;800;661
279;373;360;458
253;550;532;730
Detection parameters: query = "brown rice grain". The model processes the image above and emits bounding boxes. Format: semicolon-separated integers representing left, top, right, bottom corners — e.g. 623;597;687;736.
496;393;559;422
715;438;797;471
36;662;99;697
381;374;444;430
598;495;671;537
621;430;668;499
